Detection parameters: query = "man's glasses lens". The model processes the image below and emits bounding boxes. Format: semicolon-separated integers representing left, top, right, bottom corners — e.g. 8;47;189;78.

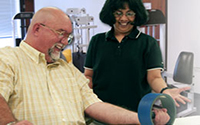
67;34;74;44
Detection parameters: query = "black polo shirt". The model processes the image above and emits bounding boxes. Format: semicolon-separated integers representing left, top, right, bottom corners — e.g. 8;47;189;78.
85;27;163;111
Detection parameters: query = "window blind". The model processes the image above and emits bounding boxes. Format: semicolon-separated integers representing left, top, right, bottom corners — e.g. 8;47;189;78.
0;0;19;38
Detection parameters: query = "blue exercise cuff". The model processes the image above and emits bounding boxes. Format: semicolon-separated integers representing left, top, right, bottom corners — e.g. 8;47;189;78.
138;93;176;125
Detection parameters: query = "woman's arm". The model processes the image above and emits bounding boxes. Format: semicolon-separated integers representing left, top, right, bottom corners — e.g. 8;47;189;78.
147;69;191;107
84;69;94;88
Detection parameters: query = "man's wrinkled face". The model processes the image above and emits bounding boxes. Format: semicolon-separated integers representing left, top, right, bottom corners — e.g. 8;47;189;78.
39;20;72;63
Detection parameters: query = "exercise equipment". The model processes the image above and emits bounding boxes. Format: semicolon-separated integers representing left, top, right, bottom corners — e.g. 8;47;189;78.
66;8;97;72
138;93;176;125
12;12;34;46
163;51;196;117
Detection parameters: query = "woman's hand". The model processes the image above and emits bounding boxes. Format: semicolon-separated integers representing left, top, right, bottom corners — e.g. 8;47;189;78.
163;86;191;107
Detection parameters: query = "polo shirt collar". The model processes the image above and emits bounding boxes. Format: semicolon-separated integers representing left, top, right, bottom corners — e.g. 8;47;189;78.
105;27;141;41
19;41;61;65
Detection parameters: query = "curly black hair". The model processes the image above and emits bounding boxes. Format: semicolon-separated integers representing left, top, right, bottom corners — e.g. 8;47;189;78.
99;0;148;27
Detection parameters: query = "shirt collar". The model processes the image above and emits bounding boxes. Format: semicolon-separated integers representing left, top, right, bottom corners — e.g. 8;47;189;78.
105;27;141;41
19;41;61;65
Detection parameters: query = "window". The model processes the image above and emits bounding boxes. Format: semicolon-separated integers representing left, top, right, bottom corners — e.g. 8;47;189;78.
0;0;19;47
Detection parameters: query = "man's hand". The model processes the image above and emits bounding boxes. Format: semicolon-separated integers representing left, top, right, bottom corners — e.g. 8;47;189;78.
153;108;170;125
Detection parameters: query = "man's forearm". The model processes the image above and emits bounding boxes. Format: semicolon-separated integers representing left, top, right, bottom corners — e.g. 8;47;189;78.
0;94;17;124
85;102;140;124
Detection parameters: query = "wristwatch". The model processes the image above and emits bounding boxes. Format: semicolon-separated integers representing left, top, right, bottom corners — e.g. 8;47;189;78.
6;121;16;125
160;87;169;93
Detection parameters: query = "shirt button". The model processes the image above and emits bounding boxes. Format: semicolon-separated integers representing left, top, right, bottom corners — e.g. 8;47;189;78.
62;118;67;122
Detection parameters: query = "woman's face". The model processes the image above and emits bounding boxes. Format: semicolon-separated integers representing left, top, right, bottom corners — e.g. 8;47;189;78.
113;4;135;35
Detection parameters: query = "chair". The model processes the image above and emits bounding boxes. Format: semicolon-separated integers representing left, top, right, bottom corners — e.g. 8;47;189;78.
163;51;197;117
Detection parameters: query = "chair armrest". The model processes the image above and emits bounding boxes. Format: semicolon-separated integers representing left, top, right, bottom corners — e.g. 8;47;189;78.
162;71;173;78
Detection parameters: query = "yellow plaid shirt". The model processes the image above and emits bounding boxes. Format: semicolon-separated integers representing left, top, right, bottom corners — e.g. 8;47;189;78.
0;41;101;125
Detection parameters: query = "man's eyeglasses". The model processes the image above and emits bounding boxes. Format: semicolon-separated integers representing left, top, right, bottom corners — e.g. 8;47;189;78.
40;23;74;44
113;11;136;18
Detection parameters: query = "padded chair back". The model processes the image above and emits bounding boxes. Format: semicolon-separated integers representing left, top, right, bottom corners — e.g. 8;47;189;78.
173;51;194;84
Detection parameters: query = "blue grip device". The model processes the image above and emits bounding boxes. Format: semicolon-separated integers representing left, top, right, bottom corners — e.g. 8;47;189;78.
138;93;176;125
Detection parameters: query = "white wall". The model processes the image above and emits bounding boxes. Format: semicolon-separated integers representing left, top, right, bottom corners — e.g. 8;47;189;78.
35;0;200;94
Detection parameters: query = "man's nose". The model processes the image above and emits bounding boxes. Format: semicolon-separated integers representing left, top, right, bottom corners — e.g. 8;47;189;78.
61;37;69;45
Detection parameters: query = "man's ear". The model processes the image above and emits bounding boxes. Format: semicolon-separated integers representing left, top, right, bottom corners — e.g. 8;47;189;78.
32;23;41;36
